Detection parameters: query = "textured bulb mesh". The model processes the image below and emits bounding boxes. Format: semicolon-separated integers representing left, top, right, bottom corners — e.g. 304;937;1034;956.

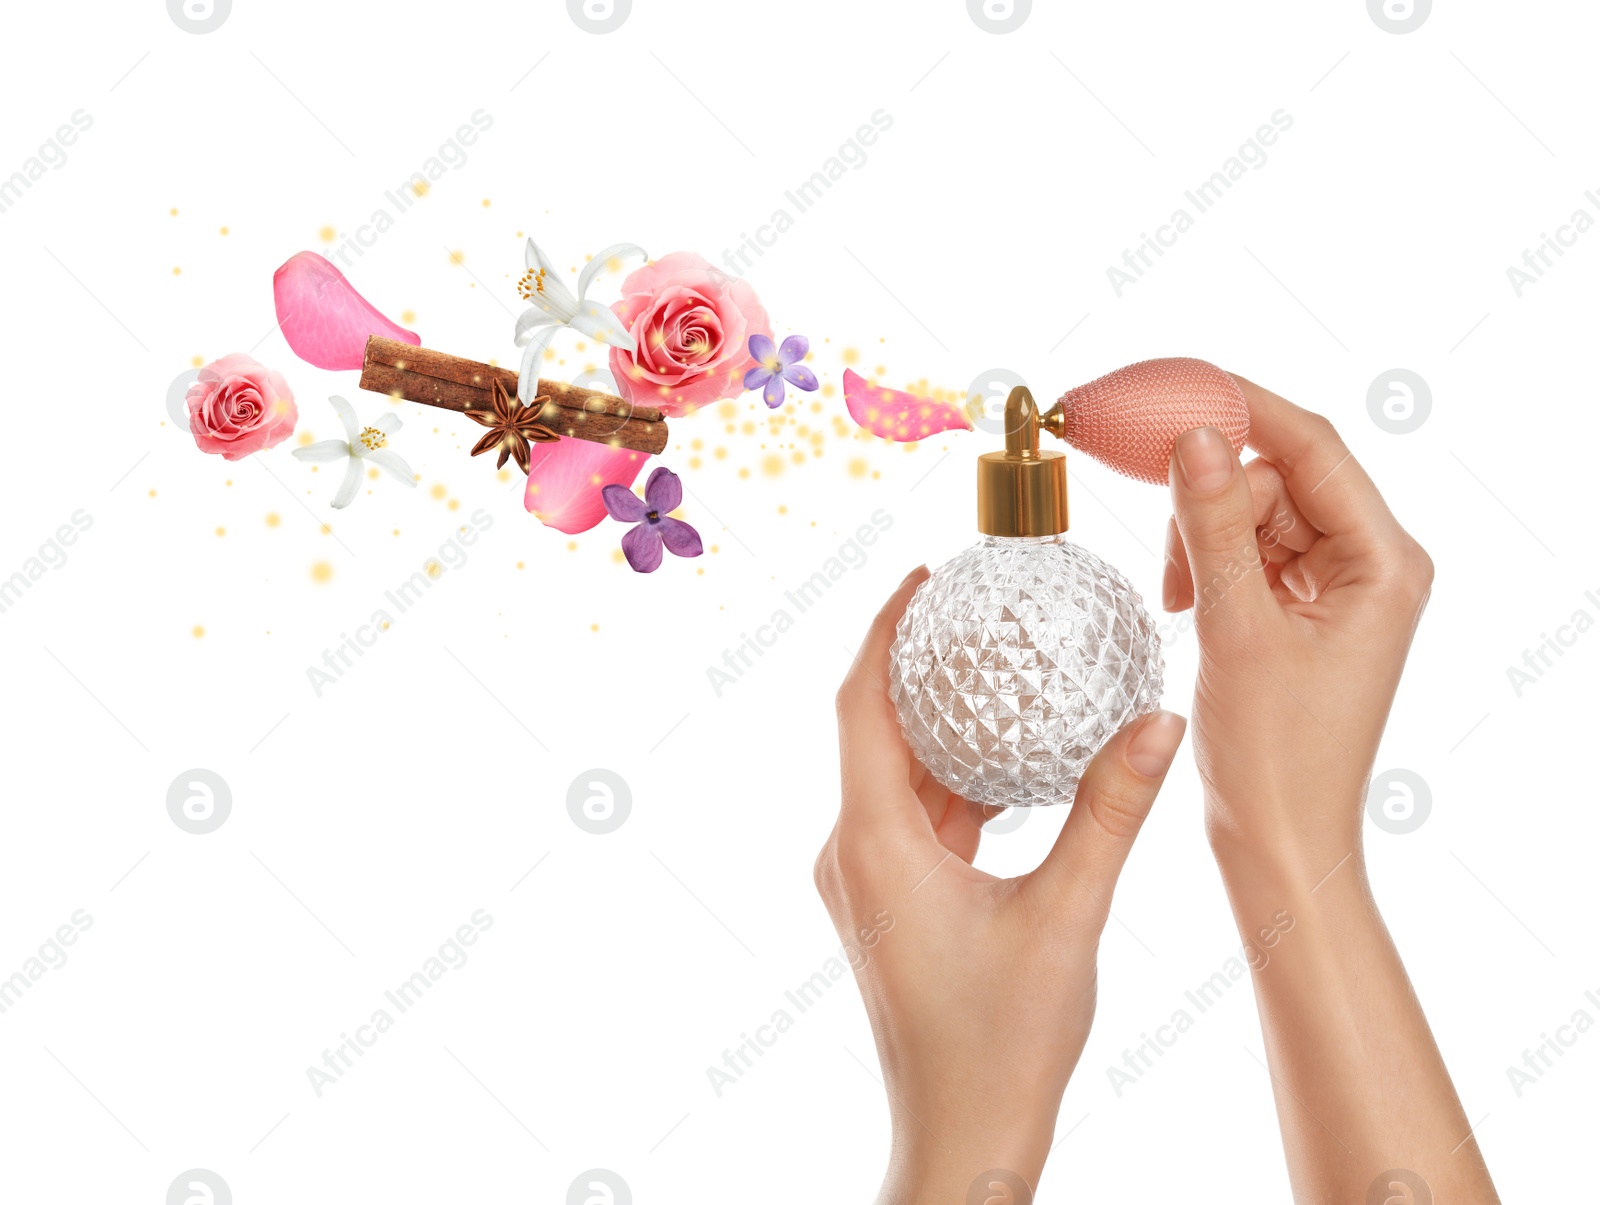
1059;357;1249;485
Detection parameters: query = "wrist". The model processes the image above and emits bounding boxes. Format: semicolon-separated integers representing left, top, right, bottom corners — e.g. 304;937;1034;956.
1205;803;1366;902
883;1121;1054;1205
1205;814;1391;983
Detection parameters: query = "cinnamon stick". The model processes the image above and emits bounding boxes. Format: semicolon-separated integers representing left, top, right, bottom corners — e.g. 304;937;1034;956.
359;335;668;456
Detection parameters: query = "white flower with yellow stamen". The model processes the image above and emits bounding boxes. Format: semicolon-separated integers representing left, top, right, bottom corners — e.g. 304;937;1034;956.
291;395;416;509
513;237;645;405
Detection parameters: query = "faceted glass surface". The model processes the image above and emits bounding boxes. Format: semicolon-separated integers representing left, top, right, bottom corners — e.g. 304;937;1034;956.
889;535;1163;808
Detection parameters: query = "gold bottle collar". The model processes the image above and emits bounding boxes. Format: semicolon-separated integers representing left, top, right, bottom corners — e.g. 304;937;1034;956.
975;385;1070;537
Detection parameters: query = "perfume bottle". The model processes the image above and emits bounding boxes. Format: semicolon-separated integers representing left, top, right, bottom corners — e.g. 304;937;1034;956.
889;386;1163;809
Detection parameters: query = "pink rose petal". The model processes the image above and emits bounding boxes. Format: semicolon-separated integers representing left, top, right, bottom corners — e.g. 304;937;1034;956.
523;438;650;534
842;369;973;442
273;251;420;371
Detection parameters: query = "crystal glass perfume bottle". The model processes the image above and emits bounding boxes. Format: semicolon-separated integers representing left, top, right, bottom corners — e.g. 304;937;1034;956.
889;386;1163;808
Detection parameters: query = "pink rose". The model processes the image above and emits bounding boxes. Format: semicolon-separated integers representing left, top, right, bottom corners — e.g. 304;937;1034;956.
186;353;298;460
608;253;771;418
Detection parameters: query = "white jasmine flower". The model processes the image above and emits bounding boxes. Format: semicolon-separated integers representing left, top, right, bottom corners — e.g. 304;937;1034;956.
291;395;416;509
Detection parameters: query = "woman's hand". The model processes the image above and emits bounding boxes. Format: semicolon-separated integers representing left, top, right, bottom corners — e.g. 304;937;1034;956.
1163;380;1497;1201
817;566;1186;1204
1163;379;1435;879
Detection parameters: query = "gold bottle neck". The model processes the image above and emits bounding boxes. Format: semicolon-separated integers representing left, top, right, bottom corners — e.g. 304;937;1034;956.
976;386;1070;537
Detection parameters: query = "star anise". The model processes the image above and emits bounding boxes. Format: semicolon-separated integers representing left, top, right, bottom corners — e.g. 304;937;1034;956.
464;377;558;474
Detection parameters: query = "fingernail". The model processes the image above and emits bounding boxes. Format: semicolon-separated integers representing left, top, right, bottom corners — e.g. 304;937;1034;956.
1175;426;1233;493
901;564;927;585
1126;710;1186;778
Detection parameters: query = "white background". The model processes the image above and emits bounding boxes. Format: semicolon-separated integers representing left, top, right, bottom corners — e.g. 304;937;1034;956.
1;0;1595;1200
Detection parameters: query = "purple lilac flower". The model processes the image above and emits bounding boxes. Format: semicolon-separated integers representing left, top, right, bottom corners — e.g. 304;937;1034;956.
743;334;819;409
600;466;704;573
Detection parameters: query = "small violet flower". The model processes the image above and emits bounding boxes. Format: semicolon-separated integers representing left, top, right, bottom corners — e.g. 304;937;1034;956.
601;467;704;573
743;334;818;409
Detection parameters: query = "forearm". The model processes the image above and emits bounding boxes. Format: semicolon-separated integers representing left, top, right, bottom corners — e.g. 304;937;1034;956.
1214;831;1498;1202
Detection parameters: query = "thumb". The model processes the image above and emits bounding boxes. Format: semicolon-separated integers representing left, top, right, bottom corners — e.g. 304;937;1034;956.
1025;711;1186;916
1168;426;1277;636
